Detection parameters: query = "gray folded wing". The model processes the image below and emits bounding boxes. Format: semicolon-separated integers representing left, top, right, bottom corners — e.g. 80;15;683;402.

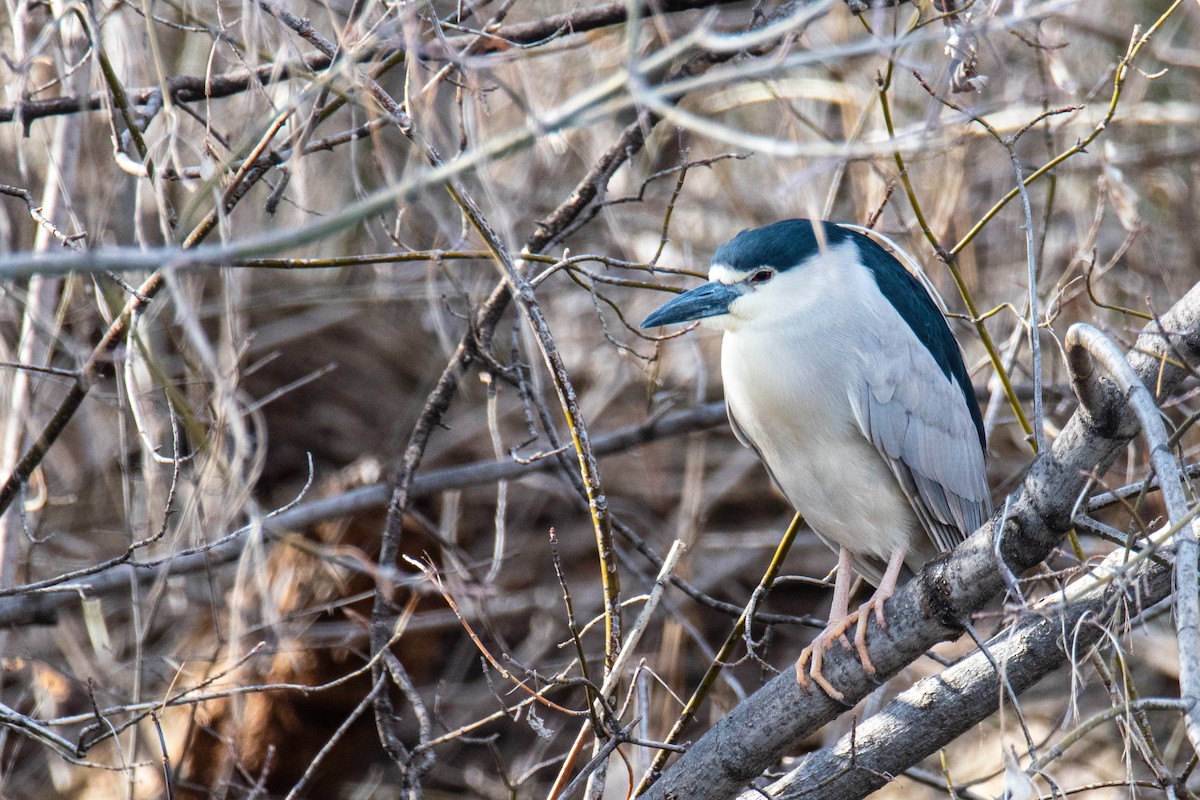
849;329;991;554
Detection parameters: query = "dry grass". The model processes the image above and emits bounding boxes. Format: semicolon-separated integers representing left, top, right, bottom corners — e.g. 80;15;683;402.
0;1;1198;798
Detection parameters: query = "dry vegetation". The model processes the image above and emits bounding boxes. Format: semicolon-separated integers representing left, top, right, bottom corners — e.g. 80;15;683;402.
0;0;1198;798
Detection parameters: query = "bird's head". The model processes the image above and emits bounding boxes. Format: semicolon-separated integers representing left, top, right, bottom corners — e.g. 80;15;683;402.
641;219;851;333
641;218;986;450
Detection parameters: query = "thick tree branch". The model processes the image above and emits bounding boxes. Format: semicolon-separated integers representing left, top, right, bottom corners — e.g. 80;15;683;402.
638;280;1200;800
748;545;1182;799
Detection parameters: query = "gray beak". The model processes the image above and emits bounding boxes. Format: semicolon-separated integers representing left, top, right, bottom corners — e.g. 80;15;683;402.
641;281;743;327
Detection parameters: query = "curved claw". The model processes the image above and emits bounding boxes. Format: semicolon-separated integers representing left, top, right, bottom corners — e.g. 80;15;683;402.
794;646;812;689
853;602;878;675
851;587;896;675
808;643;846;701
795;637;846;702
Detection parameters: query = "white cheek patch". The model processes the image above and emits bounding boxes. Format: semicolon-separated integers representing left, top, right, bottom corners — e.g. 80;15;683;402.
708;263;752;283
705;264;762;330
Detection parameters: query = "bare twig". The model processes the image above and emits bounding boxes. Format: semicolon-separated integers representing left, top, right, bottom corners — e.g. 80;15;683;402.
635;514;804;795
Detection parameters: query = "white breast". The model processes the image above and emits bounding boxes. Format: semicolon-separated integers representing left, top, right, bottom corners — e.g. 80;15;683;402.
716;245;922;568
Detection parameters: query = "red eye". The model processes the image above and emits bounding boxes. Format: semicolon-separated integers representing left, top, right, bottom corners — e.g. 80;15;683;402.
749;269;774;285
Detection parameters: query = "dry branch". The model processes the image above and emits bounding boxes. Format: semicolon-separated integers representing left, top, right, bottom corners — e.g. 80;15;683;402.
748;543;1183;799
0;0;749;128
0;402;725;626
1065;323;1200;752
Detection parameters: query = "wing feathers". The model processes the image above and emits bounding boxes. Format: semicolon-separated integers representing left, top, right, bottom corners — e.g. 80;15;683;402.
852;325;990;555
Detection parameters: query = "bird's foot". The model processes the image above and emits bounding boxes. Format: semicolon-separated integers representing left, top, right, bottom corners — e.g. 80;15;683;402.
794;624;853;701
850;587;894;676
797;591;895;697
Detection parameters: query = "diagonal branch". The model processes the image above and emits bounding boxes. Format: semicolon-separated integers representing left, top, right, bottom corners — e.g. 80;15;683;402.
751;539;1184;799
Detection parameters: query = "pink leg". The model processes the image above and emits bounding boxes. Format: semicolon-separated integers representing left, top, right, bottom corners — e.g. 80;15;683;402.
795;548;856;699
827;547;854;623
852;548;908;674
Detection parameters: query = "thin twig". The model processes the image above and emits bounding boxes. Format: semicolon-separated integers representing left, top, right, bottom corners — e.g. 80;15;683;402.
635;514;804;795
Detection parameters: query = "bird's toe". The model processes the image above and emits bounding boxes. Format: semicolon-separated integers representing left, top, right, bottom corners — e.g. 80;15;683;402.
873;595;890;629
808;644;846;701
795;628;848;701
853;611;877;675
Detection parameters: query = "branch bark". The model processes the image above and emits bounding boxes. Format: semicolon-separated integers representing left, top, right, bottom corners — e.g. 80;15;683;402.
638;280;1200;800
746;545;1181;799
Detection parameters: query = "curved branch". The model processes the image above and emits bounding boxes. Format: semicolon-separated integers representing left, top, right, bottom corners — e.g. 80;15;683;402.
1065;322;1200;753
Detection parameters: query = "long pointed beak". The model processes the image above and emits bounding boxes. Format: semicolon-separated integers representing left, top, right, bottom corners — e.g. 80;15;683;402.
641;281;743;327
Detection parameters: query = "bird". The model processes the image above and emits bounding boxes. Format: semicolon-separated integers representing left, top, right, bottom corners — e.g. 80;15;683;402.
641;218;990;698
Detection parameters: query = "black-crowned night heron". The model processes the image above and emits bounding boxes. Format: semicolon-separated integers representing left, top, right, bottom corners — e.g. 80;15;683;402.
642;218;990;697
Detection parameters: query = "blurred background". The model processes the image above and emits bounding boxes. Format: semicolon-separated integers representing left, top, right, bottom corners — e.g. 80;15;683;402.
0;0;1198;797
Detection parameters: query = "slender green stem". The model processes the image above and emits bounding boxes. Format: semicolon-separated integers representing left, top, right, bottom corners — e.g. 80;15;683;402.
950;0;1187;258
876;63;1035;446
634;513;805;795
